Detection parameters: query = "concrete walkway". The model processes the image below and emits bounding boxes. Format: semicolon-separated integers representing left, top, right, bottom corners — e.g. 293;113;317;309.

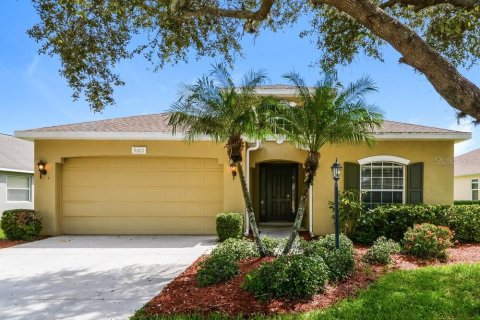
0;236;216;320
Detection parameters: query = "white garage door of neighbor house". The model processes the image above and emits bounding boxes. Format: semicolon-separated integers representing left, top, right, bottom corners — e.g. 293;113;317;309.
61;157;223;234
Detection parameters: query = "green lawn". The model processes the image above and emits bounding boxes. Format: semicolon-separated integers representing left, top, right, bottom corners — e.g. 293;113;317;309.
131;263;480;320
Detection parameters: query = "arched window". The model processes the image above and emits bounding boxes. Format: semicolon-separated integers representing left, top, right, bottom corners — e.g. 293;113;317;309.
358;156;410;209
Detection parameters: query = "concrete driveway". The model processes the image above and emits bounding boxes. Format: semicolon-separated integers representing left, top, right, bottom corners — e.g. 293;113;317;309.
0;235;215;320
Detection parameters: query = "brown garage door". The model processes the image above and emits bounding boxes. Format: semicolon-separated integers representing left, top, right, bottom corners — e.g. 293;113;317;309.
61;157;223;234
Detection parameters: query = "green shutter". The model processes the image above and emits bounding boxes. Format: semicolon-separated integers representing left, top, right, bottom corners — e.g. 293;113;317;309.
407;162;424;204
344;162;360;191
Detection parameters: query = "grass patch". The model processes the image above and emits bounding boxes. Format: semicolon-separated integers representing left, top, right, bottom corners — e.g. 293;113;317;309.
131;263;480;320
0;227;5;240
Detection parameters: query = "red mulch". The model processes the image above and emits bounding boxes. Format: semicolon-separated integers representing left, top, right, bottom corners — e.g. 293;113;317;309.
145;243;480;317
0;236;49;249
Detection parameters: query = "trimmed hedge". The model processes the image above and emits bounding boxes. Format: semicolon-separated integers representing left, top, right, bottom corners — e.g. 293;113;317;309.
216;212;243;241
243;255;329;299
353;204;480;244
0;209;42;240
454;200;480;205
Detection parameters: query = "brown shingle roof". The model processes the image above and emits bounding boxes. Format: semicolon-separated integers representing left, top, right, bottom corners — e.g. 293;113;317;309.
455;148;480;176
18;113;464;135
0;134;34;172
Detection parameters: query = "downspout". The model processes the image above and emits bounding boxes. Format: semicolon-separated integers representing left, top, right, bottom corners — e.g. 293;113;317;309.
309;185;314;237
245;140;261;236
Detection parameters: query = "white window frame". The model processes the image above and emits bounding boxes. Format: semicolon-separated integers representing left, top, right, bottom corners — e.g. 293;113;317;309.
6;175;32;203
358;159;407;207
471;179;479;201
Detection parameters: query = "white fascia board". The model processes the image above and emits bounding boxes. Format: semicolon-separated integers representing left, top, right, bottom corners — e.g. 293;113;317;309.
0;168;34;174
372;132;471;142
15;130;471;142
15;131;211;141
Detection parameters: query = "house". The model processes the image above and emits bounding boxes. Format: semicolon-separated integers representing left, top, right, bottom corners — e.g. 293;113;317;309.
454;148;480;201
0;134;34;215
15;88;471;236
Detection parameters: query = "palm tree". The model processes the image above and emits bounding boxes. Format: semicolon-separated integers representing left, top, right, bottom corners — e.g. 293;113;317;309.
168;64;271;256
276;71;384;255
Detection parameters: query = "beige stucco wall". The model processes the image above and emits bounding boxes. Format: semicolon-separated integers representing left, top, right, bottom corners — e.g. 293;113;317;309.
34;139;454;236
454;174;480;200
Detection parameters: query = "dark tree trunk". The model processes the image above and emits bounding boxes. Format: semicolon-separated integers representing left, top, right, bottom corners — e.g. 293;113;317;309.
237;162;267;257
282;151;320;255
314;0;480;120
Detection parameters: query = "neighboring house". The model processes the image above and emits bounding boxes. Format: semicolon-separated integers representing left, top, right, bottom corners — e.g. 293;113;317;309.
0;134;34;215
454;148;480;201
15;87;471;236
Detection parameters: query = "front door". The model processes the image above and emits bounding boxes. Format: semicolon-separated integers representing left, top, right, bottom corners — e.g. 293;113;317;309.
260;163;298;222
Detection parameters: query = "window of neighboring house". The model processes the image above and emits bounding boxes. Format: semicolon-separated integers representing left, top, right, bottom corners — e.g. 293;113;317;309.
472;179;479;200
360;161;405;209
6;175;32;202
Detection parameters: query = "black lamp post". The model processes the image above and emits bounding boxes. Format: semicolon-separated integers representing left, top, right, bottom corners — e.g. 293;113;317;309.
331;158;342;249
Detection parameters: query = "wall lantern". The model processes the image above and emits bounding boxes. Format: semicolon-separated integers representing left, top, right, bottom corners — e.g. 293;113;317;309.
330;158;342;249
37;160;47;179
230;163;237;178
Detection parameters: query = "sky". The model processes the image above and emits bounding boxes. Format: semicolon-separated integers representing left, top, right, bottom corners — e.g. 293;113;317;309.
1;1;479;155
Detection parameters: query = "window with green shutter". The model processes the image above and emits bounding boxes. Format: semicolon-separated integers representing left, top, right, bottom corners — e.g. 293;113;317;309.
407;162;424;204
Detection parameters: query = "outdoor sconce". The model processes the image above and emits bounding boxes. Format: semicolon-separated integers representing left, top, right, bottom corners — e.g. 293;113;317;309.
37;160;47;179
331;158;342;249
230;163;237;178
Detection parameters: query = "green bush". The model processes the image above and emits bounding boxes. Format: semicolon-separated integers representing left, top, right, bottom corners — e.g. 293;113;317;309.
196;238;258;287
1;209;42;240
454;200;480;205
210;238;259;260
196;253;239;287
302;234;355;282
354;205;449;244
243;255;329;299
329;190;364;238
402;223;453;260
362;236;401;265
216;212;243;241
261;236;287;256
445;205;480;242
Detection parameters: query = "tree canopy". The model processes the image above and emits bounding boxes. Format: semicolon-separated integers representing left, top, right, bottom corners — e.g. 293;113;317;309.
28;0;480;119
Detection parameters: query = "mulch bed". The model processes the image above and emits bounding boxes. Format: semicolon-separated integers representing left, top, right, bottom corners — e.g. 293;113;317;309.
0;236;49;249
145;243;480;317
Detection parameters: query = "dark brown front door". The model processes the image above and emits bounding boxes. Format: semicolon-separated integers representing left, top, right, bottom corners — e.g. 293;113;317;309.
260;163;298;222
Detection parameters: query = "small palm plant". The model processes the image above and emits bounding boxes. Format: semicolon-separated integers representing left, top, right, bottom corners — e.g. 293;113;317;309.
276;71;384;255
168;64;272;256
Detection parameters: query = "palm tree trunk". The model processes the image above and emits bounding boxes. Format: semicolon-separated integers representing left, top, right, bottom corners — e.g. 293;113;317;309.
237;162;267;257
282;151;320;255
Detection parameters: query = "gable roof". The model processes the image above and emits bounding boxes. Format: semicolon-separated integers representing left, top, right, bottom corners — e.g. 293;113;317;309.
455;148;480;176
15;113;470;142
0;134;34;173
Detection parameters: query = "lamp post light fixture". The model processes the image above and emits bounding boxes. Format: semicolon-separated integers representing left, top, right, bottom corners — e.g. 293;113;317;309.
229;162;238;178
331;158;342;249
37;160;47;179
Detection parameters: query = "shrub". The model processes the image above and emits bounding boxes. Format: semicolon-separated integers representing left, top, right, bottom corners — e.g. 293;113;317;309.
261;236;287;256
196;253;239;287
329;190;364;238
243;255;329;299
210;238;259;260
302;234;355;282
454;200;480;205
354;205;449;244
1;209;42;240
216;212;243;241
445;205;480;242
402;223;453;260
362;236;401;265
196;238;258;287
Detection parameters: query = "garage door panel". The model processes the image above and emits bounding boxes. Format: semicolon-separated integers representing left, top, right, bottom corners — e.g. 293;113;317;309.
62;157;223;234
